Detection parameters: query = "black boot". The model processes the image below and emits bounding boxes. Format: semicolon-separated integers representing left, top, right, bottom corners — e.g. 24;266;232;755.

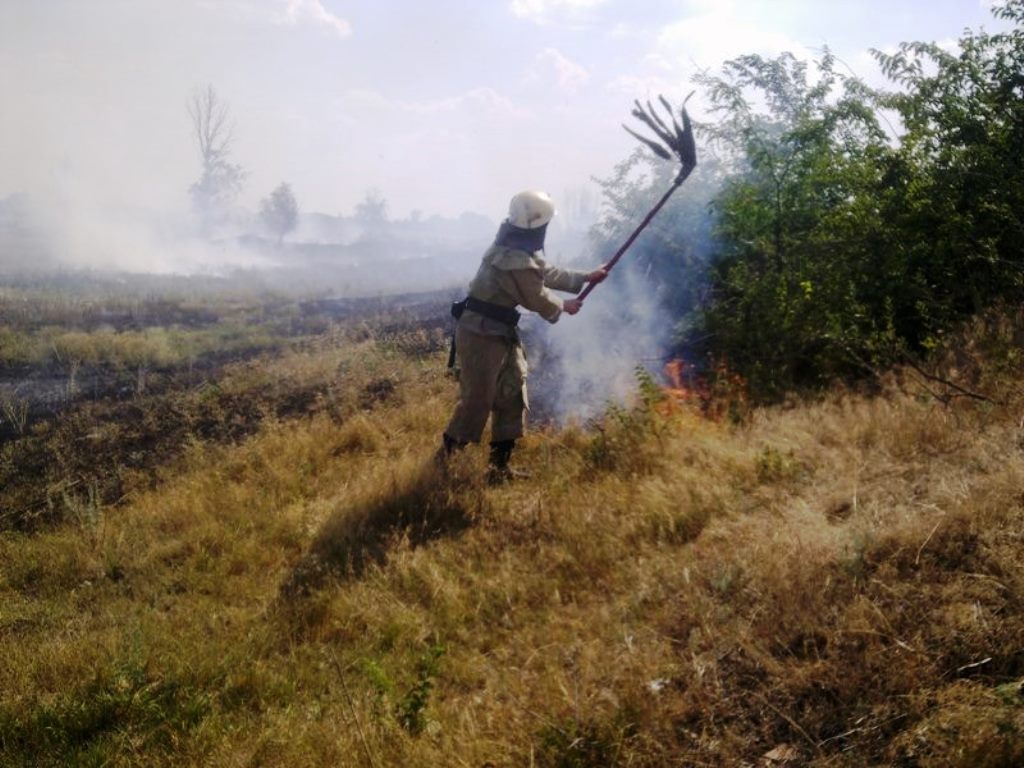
442;433;466;455
436;433;467;468
488;439;527;484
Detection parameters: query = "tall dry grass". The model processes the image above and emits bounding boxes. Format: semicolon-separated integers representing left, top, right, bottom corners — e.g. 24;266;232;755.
2;318;1023;766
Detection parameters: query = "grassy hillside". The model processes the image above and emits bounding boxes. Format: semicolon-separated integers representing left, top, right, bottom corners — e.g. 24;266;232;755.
1;303;1023;766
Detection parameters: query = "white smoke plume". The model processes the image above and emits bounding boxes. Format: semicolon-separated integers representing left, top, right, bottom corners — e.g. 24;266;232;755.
530;266;673;423
526;160;722;424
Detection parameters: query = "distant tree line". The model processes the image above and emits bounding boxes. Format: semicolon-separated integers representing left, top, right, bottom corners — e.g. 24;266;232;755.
596;0;1024;401
186;86;401;248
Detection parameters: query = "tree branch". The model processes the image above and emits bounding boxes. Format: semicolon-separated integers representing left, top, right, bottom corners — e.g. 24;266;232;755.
901;356;1004;406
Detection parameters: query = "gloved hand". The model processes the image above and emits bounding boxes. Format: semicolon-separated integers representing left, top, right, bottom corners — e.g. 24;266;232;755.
586;265;610;284
563;298;583;315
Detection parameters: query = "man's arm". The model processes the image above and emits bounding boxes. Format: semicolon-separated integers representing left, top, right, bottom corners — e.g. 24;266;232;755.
541;264;589;294
493;260;609;323
499;267;565;323
542;263;610;294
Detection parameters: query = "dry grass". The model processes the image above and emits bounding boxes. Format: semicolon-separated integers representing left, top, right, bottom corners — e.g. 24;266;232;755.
2;320;1023;766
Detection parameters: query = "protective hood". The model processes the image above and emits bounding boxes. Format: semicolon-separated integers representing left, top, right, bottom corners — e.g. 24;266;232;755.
493;220;547;253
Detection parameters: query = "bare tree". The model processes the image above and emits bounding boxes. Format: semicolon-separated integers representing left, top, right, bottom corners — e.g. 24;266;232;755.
354;188;388;240
259;182;299;245
188;85;245;233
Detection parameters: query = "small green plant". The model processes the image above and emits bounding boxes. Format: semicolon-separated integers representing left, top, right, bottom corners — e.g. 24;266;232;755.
359;657;395;720
755;445;803;483
634;365;666;412
357;644;446;736
583;367;669;475
395;644;445;735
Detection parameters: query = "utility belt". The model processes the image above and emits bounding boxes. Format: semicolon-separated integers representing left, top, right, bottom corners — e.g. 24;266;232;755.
450;296;521;326
448;296;521;368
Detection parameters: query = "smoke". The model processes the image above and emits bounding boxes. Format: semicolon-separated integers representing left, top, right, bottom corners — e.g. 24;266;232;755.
529;266;674;423
0;189;279;278
526;159;722;424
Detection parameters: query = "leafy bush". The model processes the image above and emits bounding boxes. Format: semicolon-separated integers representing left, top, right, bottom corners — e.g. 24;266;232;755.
592;3;1024;402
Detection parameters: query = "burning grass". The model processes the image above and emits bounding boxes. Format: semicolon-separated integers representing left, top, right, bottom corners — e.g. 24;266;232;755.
1;304;1023;766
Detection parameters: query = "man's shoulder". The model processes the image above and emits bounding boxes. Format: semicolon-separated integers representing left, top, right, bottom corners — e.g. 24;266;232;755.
483;245;542;272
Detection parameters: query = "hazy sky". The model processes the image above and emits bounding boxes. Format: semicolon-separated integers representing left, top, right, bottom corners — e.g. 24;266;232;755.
0;0;1010;222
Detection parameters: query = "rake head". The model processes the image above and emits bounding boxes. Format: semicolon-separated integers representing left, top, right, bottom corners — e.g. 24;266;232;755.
622;91;697;184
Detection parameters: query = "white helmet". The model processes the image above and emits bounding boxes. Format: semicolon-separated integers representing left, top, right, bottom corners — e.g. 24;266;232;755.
508;190;555;229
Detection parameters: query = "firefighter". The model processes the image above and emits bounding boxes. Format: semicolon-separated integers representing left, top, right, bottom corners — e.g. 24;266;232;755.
442;190;607;482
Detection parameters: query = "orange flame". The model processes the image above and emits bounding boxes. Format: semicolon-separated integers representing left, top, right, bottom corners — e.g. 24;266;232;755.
656;358;703;415
658;358;749;421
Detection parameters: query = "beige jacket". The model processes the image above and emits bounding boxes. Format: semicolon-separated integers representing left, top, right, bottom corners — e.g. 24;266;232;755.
459;245;589;337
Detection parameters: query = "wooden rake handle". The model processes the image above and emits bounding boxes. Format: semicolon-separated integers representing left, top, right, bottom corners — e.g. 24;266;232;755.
577;171;688;303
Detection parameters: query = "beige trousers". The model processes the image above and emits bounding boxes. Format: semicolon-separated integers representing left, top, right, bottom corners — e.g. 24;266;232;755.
445;326;528;444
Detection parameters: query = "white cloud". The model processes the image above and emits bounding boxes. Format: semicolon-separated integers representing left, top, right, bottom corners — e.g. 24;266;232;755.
607;22;635;39
348;87;527;119
280;0;351;38
654;9;810;71
606;73;680;100
641;51;674;71
604;4;813;105
680;0;735;13
604;5;813;124
535;48;590;92
510;0;608;25
200;0;351;37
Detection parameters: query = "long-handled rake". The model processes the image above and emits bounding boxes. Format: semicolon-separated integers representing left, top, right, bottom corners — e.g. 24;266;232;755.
577;92;698;304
